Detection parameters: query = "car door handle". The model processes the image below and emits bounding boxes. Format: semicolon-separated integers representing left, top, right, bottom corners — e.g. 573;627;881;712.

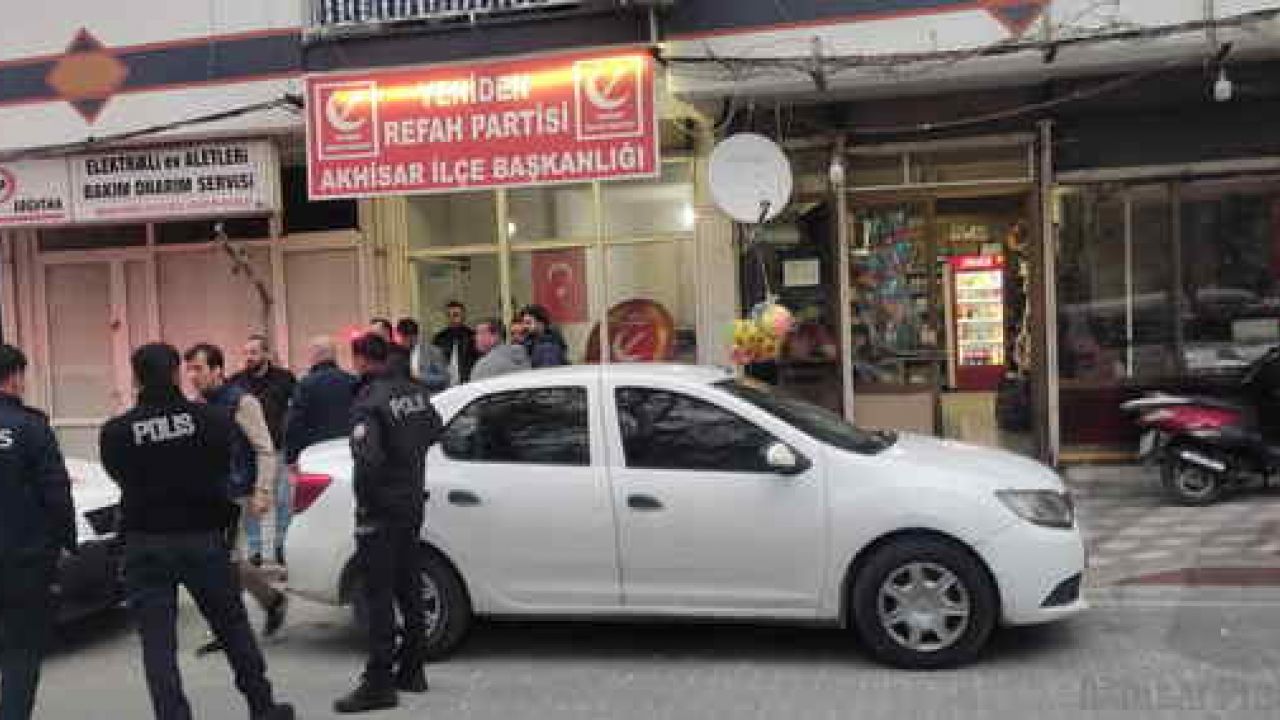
448;490;482;507
627;494;664;511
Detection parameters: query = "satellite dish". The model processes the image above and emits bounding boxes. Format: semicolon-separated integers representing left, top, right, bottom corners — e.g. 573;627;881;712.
708;133;793;224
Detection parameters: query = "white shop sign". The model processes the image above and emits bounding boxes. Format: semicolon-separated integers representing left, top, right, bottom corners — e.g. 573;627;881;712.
0;139;278;227
0;159;72;227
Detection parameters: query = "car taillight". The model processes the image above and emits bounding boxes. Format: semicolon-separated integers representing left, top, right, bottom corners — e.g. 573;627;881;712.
293;473;333;514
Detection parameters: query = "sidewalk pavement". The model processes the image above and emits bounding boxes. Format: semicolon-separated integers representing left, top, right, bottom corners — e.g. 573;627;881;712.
1065;464;1280;587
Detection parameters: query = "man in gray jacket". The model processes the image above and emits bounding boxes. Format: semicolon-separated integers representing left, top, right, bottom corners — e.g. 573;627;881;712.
470;318;531;382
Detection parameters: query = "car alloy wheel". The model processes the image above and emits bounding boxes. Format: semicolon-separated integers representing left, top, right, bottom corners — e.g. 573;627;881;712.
876;561;971;653
351;544;473;660
851;536;997;669
420;568;442;640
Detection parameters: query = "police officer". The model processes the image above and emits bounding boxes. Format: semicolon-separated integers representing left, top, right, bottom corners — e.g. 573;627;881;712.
0;344;74;720
334;333;442;714
99;343;294;720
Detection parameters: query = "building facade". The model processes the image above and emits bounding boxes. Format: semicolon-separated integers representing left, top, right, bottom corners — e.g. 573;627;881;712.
4;0;1280;462
0;1;367;457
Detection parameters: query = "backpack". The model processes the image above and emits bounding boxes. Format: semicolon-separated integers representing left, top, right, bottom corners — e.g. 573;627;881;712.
207;384;259;499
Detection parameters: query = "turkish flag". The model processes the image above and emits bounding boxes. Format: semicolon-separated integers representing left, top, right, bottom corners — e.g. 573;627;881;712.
532;248;588;324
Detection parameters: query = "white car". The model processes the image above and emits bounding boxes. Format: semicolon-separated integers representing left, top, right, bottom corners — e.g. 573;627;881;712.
287;365;1085;668
60;459;124;620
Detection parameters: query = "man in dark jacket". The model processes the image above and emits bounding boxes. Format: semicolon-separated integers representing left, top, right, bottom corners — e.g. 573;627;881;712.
100;343;293;720
283;336;358;472
518;304;570;368
231;335;297;566
0;344;75;720
432;301;478;384
334;334;443;714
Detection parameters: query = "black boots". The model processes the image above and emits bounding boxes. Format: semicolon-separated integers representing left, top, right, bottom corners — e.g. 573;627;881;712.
334;679;398;714
264;592;288;638
395;665;429;693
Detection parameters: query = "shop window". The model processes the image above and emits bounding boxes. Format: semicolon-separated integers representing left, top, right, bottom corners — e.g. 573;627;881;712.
507;184;595;244
1056;177;1280;450
602;161;695;238
282;166;357;234
849;204;940;388
39;224;146;251
156;217;271;245
510;248;596;364
1180;179;1280;374
407;191;498;250
911;146;1031;185
413;253;502;341
847;155;905;188
598;241;698;364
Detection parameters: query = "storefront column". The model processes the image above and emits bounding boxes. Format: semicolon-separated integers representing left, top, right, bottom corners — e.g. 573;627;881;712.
362;196;412;321
693;126;737;368
1036;120;1061;465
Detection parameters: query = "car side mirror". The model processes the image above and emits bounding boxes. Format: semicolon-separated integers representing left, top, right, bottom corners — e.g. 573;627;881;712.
764;441;811;476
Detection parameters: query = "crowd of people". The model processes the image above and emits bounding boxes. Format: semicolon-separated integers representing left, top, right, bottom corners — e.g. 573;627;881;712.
0;300;572;719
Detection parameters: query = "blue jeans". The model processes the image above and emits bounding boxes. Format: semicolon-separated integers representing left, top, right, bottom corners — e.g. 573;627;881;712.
0;551;56;720
245;462;292;561
125;533;277;720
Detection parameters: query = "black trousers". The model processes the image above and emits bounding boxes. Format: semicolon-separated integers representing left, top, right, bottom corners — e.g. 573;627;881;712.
124;533;275;720
0;551;56;720
357;524;426;686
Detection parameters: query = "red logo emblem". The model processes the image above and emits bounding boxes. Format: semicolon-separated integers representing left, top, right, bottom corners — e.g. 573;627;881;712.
313;81;379;160
574;56;646;141
0;166;15;205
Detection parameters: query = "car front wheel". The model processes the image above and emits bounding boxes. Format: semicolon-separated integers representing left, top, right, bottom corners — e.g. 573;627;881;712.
351;544;472;660
851;536;998;669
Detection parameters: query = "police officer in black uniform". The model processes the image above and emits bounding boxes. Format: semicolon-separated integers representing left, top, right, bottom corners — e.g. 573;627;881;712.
0;344;74;720
99;343;294;720
334;333;442;714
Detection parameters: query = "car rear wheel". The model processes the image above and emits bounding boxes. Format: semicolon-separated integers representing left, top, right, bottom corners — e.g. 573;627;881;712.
351;544;472;660
851;537;998;669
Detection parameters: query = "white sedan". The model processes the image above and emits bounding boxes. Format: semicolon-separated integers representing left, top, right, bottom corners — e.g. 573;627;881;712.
287;365;1085;668
62;460;124;620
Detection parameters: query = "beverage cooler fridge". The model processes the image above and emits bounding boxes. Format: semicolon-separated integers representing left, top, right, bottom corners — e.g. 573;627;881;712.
946;254;1006;391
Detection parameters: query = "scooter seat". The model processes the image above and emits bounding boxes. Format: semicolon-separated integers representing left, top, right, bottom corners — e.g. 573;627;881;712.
1188;396;1248;413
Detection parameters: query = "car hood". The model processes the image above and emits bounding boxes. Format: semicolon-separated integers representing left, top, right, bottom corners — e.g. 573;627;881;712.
868;433;1065;493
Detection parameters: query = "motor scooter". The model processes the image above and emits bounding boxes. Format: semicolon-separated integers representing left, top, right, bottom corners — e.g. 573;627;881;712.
1121;345;1280;505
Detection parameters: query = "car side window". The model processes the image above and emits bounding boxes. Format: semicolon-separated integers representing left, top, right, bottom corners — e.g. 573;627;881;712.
442;387;590;466
615;387;777;472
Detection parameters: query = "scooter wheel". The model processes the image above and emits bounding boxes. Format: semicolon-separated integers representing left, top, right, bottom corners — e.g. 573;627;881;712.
1162;457;1225;506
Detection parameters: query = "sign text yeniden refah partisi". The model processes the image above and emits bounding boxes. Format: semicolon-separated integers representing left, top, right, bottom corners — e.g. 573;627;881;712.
305;49;660;200
0;139;278;227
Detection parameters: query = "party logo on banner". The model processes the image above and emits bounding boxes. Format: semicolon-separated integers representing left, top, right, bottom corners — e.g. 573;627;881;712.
314;80;380;160
574;56;646;141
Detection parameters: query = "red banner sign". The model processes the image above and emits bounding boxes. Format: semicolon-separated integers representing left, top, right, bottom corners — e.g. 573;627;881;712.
305;49;659;200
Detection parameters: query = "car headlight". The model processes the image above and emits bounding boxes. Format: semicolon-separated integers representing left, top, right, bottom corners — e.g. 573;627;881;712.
996;490;1075;529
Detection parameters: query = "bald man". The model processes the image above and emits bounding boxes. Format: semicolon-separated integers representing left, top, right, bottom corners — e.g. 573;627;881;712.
283;336;359;474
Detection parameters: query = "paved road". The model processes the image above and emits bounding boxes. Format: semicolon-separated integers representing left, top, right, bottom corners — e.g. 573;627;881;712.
32;585;1280;719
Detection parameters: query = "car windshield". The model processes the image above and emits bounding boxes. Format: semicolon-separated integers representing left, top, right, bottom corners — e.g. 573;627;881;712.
715;379;897;454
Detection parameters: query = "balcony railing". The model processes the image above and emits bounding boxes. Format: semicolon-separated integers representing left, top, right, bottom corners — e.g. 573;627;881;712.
308;0;587;30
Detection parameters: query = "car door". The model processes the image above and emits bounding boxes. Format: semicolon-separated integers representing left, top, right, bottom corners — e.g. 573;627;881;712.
605;381;827;614
426;382;621;611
